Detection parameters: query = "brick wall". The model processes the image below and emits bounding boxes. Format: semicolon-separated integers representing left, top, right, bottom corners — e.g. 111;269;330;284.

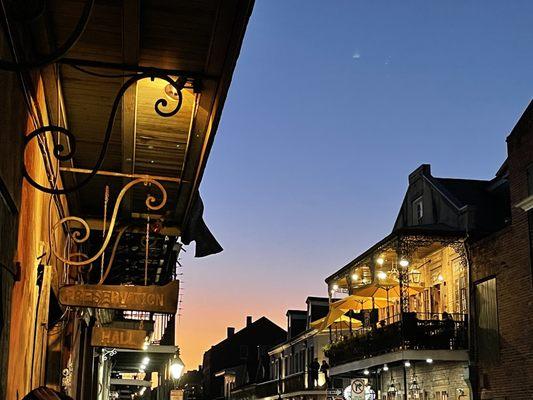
469;102;533;400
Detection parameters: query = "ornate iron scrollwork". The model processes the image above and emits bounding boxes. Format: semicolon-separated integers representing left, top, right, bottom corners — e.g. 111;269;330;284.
23;72;184;194
0;0;94;71
50;177;167;266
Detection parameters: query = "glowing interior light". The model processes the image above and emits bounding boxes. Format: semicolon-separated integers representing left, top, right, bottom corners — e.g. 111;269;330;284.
383;364;389;371
404;360;411;367
377;271;387;280
351;273;359;281
332;284;339;291
399;259;409;267
363;369;370;375
142;357;150;365
170;357;185;380
426;358;433;364
376;257;384;265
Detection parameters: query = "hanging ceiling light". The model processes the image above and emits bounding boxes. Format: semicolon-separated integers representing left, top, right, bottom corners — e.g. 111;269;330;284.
383;364;389;371
376;257;385;265
164;83;181;101
363;369;370;375
399;259;409;268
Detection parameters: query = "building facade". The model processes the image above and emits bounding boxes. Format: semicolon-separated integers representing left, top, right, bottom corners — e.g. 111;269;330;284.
202;316;287;400
0;1;254;398
468;102;533;400
230;297;352;400
323;101;533;400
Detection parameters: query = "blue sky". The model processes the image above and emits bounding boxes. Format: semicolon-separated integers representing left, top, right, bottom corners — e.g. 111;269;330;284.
178;1;533;368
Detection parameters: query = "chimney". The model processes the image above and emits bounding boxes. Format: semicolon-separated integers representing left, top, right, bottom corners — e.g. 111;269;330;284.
246;316;253;327
409;164;431;184
227;327;235;338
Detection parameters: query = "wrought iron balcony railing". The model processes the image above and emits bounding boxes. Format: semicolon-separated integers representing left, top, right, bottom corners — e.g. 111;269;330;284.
325;312;468;367
255;379;279;398
255;372;326;398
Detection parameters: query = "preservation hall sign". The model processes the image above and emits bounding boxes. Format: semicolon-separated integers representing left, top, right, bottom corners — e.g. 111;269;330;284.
59;281;179;313
91;327;147;350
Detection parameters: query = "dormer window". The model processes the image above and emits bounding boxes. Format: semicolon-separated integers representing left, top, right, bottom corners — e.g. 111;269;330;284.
413;196;423;223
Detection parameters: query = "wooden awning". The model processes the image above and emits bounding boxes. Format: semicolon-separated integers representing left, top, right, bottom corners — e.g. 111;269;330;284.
32;0;254;235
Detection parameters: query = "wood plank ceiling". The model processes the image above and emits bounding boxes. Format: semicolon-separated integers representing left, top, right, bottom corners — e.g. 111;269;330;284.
43;0;253;229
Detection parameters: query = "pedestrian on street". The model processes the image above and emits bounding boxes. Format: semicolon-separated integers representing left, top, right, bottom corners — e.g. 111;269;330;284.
320;359;330;388
308;358;320;388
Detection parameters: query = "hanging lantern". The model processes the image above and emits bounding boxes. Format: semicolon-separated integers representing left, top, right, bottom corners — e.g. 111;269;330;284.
387;379;397;395
409;376;421;395
409;268;421;284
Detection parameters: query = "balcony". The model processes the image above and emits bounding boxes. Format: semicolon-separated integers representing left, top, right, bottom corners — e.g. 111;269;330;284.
255;372;326;398
325;312;468;367
255;379;279;398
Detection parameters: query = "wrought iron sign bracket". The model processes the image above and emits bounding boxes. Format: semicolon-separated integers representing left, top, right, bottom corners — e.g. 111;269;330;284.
22;72;186;195
0;0;95;72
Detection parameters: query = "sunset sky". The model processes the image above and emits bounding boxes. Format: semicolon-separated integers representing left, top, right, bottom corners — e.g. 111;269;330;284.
177;0;533;369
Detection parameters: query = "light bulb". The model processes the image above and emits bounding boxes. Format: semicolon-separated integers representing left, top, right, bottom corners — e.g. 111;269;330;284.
171;356;185;380
399;259;409;267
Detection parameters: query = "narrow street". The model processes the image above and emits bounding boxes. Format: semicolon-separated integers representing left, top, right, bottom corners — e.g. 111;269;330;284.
0;1;532;400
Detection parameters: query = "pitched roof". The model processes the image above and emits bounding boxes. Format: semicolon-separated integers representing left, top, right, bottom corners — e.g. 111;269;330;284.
433;177;493;209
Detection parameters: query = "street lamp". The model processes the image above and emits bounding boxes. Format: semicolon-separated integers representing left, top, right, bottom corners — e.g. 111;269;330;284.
387;378;397;396
409;269;421;284
170;354;185;380
409;376;421;396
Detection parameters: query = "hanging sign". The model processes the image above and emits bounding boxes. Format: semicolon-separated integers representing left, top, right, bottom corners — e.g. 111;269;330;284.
91;327;147;350
59;280;179;313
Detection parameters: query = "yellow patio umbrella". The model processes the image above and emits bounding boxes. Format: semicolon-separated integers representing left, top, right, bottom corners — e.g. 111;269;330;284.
310;314;362;332
333;294;391;312
353;278;424;320
310;306;346;332
354;279;424;299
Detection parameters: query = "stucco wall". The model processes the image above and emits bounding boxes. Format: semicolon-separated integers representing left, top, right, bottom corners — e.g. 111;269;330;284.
4;77;70;399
